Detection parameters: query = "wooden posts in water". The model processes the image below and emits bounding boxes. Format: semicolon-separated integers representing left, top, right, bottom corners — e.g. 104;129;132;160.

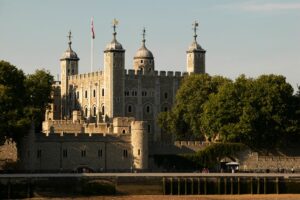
190;178;194;194
162;175;283;196
217;177;221;194
224;177;227;194
276;177;279;194
264;177;267;194
170;178;173;195
197;178;200;195
204;177;207;195
177;178;180;195
257;177;260;194
184;178;187;195
237;177;240;194
230;177;233;194
162;177;166;195
250;177;253;194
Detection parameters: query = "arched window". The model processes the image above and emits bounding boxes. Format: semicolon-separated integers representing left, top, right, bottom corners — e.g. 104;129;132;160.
85;90;88;98
93;106;96;116
102;106;105;114
85;107;88;117
93;89;96;97
146;105;151;113
122;129;126;134
147;124;151;133
128;105;132;113
164;92;168;99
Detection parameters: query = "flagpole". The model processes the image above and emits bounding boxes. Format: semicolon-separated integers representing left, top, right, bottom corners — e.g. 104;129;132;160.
91;35;93;72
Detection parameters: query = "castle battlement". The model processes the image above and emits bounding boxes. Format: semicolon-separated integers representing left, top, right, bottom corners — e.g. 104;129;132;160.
124;69;183;78
37;131;131;141
68;71;103;81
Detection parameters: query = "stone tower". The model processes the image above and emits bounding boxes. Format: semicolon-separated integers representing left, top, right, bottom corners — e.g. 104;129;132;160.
103;19;125;119
131;121;148;170
133;28;154;75
186;21;206;74
60;31;79;119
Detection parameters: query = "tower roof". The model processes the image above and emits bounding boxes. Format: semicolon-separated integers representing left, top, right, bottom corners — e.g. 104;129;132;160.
105;19;124;52
60;31;79;61
187;21;205;53
134;28;154;59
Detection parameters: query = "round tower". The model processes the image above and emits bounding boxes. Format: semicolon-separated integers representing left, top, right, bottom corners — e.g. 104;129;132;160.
133;28;154;75
186;21;206;74
131;120;148;170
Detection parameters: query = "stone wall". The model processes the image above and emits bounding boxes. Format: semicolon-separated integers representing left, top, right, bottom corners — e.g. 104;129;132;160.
0;140;17;170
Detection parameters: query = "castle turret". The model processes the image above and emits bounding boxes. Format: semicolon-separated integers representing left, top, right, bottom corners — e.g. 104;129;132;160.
186;21;206;74
133;28;154;75
60;31;79;119
103;19;125;119
131;121;148;170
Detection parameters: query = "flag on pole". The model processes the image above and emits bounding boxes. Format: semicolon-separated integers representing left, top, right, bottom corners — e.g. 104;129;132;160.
91;17;95;39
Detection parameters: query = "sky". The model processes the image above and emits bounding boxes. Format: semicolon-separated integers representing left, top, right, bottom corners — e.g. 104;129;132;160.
0;0;299;90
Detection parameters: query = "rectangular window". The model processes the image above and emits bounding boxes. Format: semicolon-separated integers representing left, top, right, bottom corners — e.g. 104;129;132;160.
93;89;96;97
85;91;88;98
81;150;86;157
102;89;104;96
98;149;102;158
63;149;68;158
138;149;141;156
123;149;128;158
37;149;42;158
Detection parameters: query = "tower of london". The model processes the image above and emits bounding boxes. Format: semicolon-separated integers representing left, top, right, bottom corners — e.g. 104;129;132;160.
20;21;206;172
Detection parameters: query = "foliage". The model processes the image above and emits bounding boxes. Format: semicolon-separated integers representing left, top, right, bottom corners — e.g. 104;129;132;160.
157;74;230;139
158;73;300;149
201;74;299;148
0;60;53;145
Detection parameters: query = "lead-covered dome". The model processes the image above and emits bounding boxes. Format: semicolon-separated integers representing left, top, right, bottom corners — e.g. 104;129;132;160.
134;28;154;58
105;38;123;51
134;45;153;58
104;19;124;52
61;48;79;60
188;41;205;52
60;31;79;61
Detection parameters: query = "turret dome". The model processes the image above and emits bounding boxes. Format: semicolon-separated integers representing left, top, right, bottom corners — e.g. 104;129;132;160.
188;41;205;52
134;45;153;58
104;19;124;52
60;31;79;61
134;28;153;59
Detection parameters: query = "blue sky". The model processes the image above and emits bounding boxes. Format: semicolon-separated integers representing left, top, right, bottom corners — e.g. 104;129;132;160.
0;0;299;90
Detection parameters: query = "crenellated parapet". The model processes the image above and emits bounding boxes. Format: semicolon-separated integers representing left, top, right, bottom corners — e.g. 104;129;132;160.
68;71;103;81
124;69;184;79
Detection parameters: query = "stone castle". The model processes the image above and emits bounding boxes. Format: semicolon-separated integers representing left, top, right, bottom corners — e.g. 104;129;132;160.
19;21;206;172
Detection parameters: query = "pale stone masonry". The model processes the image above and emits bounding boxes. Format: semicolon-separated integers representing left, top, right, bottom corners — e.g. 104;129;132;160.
19;22;206;172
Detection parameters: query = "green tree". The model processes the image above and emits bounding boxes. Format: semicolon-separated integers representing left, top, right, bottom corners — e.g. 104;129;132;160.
0;61;27;145
158;74;230;139
25;69;54;130
201;74;298;148
0;61;53;145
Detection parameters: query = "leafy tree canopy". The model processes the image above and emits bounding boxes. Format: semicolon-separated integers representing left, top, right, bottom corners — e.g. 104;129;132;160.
158;73;300;149
0;60;53;145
